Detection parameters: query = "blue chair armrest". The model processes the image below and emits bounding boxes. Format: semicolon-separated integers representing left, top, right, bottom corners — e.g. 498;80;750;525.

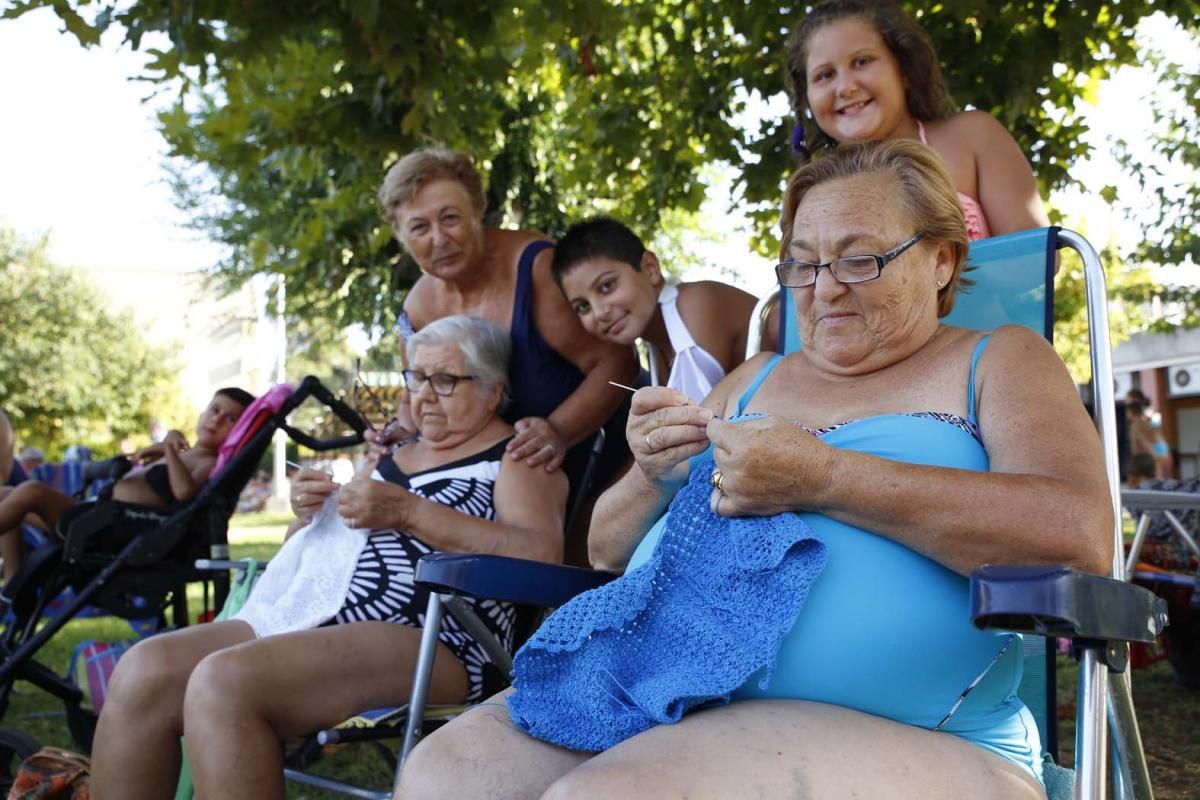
414;553;615;607
970;565;1168;643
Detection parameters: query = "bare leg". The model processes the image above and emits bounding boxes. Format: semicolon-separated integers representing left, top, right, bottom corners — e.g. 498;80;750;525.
397;688;591;800
185;621;468;800
0;482;74;582
91;620;255;800
542;700;1046;800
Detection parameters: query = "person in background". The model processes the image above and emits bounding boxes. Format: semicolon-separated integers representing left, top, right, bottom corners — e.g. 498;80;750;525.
787;0;1050;240
0;388;253;584
552;216;778;403
16;447;44;476
235;470;273;514
1125;388;1171;482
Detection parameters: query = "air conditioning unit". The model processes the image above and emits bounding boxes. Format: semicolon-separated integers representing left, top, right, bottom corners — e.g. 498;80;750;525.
1167;364;1200;398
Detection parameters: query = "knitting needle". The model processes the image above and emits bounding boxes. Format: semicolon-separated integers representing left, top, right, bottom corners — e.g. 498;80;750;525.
608;380;722;420
286;460;335;477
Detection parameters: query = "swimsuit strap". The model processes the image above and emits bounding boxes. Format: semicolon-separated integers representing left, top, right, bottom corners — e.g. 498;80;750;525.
966;335;991;425
510;240;556;329
735;355;785;416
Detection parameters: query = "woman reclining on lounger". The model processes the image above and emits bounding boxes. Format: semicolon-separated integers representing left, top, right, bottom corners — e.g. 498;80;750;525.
397;140;1112;800
90;315;568;800
0;387;254;585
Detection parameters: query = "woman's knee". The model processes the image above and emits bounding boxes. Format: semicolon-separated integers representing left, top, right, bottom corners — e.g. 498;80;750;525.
541;762;645;800
182;648;259;723
104;638;191;722
395;732;465;799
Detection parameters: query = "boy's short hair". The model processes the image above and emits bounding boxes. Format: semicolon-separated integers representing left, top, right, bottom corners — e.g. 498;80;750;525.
551;217;647;289
216;387;255;412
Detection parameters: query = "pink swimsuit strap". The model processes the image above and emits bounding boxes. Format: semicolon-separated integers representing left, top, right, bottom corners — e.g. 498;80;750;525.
915;121;992;241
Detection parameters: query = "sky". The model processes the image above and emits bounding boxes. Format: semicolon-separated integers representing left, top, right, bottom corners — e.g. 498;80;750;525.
0;8;1194;309
0;8;223;274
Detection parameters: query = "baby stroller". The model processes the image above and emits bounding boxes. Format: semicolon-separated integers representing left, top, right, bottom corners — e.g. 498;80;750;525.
0;377;366;782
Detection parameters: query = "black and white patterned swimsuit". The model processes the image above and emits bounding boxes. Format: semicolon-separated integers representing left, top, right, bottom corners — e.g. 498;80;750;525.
326;438;516;702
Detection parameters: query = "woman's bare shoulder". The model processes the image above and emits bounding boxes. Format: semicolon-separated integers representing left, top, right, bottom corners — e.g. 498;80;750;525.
935;109;1007;137
677;280;757;307
489;227;554;256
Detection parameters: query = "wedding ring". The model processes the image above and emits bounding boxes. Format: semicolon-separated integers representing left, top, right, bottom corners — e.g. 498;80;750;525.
644;434;654;453
546;443;557;456
710;468;725;494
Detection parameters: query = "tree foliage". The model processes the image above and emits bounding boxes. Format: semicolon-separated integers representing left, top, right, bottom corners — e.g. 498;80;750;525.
0;226;185;459
5;0;1199;336
1114;29;1200;273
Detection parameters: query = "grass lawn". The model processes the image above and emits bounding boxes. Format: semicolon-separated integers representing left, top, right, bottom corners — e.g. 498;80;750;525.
3;510;1197;797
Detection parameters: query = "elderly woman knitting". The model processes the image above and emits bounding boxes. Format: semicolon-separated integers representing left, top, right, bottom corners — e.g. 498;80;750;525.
91;316;568;800
398;140;1112;800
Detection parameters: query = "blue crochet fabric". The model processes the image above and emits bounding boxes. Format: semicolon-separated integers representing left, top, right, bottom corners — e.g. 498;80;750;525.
508;456;827;752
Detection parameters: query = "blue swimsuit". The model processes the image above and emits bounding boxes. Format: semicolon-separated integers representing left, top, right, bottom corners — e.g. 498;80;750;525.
627;337;1043;784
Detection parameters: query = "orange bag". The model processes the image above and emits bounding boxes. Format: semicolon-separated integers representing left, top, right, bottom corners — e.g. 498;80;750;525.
6;747;90;800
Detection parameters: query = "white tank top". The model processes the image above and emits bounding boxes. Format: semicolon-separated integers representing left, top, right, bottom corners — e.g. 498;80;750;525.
658;283;726;403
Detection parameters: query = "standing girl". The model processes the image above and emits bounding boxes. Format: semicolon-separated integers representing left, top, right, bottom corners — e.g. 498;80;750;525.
788;0;1050;239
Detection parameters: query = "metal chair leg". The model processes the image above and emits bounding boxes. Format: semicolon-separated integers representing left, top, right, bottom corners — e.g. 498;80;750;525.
395;592;446;794
1107;669;1155;800
1076;645;1110;800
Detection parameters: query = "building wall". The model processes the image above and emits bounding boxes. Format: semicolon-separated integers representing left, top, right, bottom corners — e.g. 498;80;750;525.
1113;328;1200;480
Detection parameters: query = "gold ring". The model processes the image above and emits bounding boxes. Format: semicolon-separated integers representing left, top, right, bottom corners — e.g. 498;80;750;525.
710;468;725;493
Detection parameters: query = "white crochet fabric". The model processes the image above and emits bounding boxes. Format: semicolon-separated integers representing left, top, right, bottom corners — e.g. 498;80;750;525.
233;493;370;638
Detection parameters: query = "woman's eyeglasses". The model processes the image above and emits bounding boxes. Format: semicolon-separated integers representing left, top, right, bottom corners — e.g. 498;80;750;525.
776;233;924;288
402;370;477;397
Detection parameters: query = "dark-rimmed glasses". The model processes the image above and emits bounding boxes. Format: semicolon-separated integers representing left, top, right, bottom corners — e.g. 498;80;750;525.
402;370;477;397
776;233;924;288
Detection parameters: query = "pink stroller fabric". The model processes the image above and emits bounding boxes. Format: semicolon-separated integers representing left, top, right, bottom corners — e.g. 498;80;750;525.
212;384;293;476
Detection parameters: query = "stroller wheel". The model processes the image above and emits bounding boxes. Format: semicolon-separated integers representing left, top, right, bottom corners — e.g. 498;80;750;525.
0;726;40;793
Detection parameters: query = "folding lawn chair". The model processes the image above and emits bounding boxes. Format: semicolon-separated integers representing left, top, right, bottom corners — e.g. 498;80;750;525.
1120;486;1200;690
0;376;367;784
388;228;1165;800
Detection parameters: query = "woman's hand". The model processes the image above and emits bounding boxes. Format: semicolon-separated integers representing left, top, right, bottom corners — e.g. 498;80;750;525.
336;459;414;531
706;415;835;517
630;387;712;487
506;417;567;472
364;418;417;459
290;467;340;523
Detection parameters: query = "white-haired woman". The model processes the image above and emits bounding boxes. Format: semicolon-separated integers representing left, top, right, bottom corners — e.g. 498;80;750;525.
92;316;568;800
